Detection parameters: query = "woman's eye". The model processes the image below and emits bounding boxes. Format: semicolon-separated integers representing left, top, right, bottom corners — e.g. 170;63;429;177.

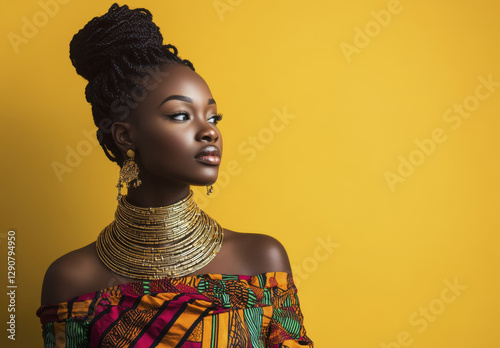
208;113;223;124
168;113;190;121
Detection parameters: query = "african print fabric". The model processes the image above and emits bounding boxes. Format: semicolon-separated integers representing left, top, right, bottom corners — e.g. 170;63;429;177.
36;272;313;347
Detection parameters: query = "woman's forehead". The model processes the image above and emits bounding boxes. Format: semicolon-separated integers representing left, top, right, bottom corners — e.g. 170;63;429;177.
143;64;211;100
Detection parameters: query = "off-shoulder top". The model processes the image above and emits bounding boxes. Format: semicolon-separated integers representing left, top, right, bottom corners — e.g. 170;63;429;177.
36;271;313;347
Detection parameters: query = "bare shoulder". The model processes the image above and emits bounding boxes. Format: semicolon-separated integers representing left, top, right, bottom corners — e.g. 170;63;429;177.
222;229;292;275
40;241;101;306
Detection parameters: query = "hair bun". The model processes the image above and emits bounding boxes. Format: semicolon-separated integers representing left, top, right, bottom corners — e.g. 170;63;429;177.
69;3;164;81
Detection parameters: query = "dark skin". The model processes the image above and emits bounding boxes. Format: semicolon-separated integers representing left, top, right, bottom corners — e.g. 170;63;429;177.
41;63;292;306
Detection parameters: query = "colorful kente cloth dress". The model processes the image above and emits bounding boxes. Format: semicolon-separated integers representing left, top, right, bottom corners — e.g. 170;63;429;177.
36;272;313;347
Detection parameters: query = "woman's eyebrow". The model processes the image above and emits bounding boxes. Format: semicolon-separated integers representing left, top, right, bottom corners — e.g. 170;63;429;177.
159;95;216;108
159;95;191;107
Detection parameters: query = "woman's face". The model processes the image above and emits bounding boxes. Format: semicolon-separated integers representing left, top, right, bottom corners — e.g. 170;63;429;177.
127;63;223;187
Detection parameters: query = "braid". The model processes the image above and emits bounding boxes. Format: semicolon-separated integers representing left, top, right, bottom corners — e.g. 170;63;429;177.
69;3;195;166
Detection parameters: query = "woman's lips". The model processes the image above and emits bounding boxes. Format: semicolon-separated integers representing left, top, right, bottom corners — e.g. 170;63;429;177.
195;155;221;165
195;145;221;165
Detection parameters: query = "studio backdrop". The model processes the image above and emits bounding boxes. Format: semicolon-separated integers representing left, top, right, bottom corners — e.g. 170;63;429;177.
1;0;499;347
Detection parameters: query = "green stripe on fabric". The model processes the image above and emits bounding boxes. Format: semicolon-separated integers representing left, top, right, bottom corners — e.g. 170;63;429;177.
272;308;301;338
221;274;239;281
256;273;265;288
211;315;218;348
197;279;208;292
244;307;265;348
284;294;292;307
43;322;55;348
247;289;257;307
65;320;91;348
42;320;90;348
142;281;151;295
262;288;272;306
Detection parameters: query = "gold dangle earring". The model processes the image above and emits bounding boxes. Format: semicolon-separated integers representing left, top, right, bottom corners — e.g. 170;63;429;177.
206;185;213;195
117;149;142;200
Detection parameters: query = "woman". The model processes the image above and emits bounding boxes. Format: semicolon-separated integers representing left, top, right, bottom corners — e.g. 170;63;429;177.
36;3;313;347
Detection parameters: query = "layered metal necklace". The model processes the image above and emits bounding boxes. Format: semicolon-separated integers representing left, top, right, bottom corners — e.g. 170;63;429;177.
96;190;224;280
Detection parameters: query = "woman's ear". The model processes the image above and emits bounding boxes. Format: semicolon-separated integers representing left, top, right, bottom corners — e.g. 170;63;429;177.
111;121;134;158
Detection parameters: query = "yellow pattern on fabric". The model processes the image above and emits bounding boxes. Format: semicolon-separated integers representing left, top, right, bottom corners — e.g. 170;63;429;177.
36;272;313;347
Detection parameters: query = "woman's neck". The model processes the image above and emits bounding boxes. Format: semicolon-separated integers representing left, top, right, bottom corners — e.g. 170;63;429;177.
124;181;191;207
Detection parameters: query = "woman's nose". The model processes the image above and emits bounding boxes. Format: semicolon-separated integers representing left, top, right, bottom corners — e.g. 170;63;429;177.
196;123;219;143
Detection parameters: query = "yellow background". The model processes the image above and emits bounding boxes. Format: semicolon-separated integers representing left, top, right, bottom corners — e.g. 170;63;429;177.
1;0;499;347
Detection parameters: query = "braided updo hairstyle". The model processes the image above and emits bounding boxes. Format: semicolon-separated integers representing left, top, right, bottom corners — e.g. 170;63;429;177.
69;3;195;166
